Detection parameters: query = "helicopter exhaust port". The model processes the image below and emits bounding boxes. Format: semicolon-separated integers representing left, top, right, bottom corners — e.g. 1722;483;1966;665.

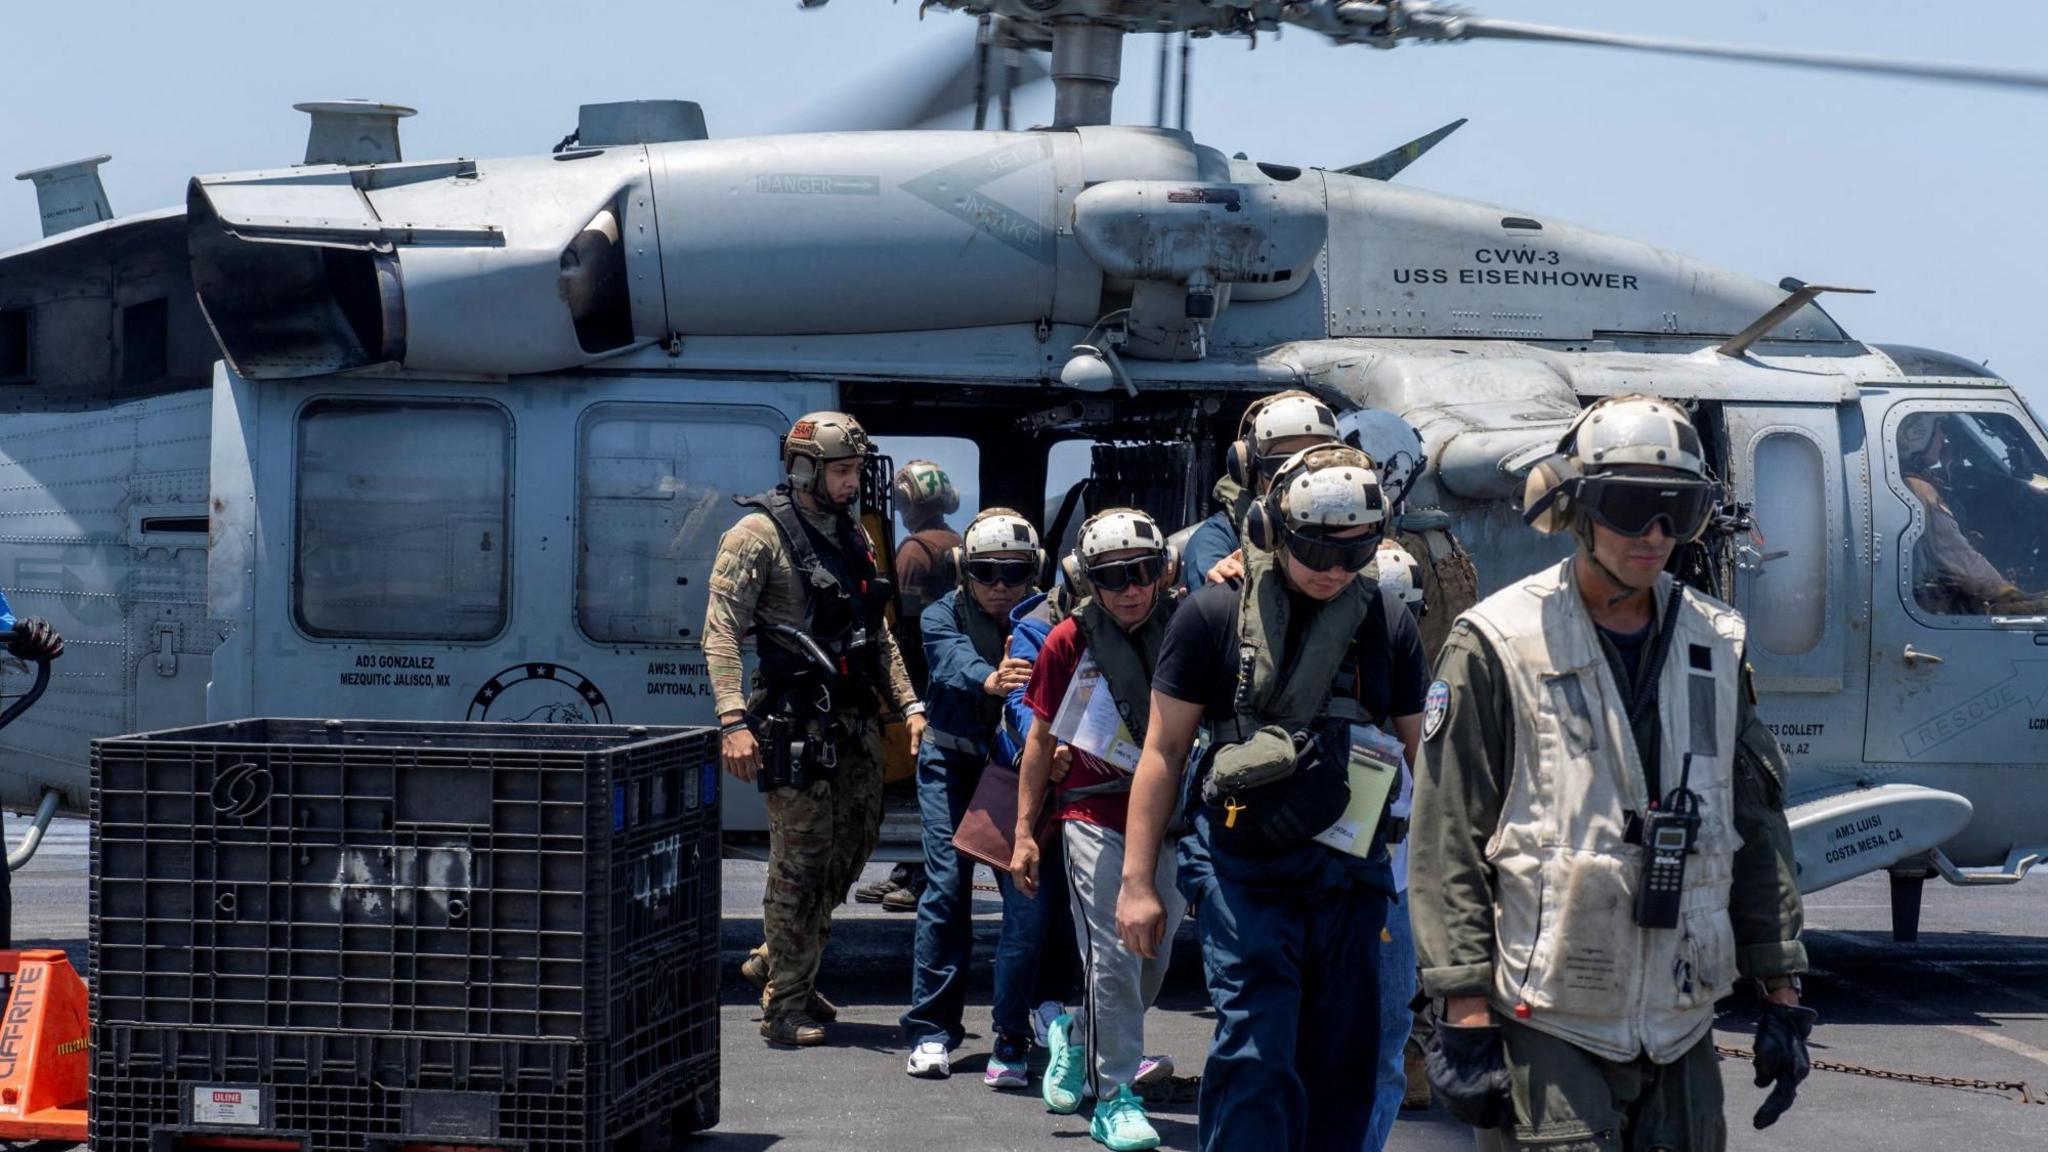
186;145;662;380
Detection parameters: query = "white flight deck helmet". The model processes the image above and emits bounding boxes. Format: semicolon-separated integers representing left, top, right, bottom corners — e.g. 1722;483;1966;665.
1227;392;1341;487
1244;444;1389;552
952;507;1044;576
1061;507;1179;595
1520;394;1714;542
1340;408;1428;508
1375;538;1427;614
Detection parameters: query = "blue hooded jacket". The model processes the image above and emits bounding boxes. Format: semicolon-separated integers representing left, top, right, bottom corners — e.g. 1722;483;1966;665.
992;591;1060;770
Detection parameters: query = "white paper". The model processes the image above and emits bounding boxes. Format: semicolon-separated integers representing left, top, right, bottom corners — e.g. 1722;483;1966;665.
1049;652;1142;772
1312;724;1405;857
192;1086;262;1126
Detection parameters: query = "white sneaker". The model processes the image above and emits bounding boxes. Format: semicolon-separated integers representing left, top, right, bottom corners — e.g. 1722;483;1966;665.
1135;1054;1175;1087
1031;1000;1066;1048
906;1039;951;1079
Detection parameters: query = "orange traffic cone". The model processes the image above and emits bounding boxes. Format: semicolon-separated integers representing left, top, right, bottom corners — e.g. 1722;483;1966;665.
0;949;89;1142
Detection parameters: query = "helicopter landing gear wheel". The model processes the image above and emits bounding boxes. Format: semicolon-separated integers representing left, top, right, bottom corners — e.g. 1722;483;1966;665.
1888;866;1926;943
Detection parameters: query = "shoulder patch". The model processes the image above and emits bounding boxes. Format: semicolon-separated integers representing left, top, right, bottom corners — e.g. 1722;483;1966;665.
1423;679;1452;741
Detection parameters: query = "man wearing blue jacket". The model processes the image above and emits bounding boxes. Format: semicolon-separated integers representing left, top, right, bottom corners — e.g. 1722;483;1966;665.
902;509;1064;1086
1182;392;1342;592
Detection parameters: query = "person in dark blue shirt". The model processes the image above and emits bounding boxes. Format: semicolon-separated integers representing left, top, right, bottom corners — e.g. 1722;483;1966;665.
1182;391;1340;592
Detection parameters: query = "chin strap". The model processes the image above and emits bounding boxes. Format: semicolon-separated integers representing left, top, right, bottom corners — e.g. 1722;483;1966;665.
1581;549;1645;609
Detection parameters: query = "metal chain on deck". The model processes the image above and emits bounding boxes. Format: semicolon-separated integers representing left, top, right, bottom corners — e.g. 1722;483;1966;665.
1713;1045;2041;1106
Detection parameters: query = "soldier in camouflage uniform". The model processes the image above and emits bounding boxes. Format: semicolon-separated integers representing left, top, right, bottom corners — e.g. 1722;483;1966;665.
704;411;927;1047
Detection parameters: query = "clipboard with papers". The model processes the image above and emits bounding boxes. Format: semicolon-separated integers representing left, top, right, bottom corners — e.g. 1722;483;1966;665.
1048;652;1142;773
1312;723;1406;857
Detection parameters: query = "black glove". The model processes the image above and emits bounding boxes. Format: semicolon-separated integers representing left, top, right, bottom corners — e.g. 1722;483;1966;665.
1425;1021;1514;1129
1751;999;1817;1129
7;618;62;663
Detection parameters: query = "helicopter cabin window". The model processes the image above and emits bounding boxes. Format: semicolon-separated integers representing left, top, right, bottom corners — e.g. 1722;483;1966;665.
576;403;787;646
295;399;510;640
1896;410;2048;617
1748;432;1827;655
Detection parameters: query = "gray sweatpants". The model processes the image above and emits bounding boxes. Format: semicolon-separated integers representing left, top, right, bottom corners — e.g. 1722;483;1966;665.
1063;819;1186;1096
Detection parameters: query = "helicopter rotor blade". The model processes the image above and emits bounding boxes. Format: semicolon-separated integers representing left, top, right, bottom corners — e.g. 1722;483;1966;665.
789;25;1051;133
1446;17;2048;92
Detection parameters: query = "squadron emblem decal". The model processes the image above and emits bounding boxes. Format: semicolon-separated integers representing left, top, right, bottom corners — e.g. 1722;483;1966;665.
1423;679;1451;742
467;663;612;725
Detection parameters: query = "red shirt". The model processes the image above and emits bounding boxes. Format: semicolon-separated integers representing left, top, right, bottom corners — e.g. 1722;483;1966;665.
1023;616;1132;832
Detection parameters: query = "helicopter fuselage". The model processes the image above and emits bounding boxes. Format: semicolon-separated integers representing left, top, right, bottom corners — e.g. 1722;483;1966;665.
1;122;2042;907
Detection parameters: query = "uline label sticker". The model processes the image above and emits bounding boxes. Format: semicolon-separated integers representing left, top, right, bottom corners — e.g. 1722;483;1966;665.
192;1086;261;1126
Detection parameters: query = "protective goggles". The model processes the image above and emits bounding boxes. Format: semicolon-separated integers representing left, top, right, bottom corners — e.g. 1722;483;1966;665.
1255;452;1298;479
1282;528;1382;574
1084;554;1165;592
965;558;1036;587
1576;474;1715;539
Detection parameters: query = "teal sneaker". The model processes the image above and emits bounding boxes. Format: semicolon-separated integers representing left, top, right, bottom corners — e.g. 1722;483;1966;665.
1089;1084;1161;1151
1042;1013;1087;1114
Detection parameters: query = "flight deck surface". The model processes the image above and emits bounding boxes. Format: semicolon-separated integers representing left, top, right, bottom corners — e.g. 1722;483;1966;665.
12;820;2046;1150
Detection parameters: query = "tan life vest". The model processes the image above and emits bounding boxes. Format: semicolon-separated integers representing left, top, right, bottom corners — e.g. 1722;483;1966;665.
1071;597;1169;745
1459;559;1745;1064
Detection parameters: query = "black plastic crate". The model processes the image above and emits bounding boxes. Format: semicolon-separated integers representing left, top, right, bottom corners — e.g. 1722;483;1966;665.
90;719;722;1041
90;1024;717;1152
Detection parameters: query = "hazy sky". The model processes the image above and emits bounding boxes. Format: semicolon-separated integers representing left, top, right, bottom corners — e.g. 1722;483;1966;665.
5;1;2046;403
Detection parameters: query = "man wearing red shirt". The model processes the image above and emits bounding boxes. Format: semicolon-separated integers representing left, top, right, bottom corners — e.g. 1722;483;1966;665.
1012;508;1181;1152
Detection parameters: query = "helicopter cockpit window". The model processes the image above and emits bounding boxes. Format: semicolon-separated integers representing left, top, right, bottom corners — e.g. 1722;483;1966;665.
576;403;786;646
1749;433;1828;655
1897;410;2048;617
295;399;510;640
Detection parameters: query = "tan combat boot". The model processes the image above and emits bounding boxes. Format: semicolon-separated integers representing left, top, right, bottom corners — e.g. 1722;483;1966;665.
761;1013;828;1047
1402;1038;1433;1110
759;981;840;1022
740;945;771;991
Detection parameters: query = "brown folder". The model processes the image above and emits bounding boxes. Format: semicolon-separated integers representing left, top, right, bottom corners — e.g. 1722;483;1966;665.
952;760;1055;873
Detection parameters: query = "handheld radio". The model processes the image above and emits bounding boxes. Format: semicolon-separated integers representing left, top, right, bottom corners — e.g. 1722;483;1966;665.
1633;752;1702;930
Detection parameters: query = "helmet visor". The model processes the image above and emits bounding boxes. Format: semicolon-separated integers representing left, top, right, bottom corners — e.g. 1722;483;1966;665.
1282;528;1382;574
966;558;1037;588
1578;474;1714;539
1085;554;1164;592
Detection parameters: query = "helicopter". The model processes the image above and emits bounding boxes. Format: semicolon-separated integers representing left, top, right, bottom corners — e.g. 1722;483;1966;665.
2;0;2047;946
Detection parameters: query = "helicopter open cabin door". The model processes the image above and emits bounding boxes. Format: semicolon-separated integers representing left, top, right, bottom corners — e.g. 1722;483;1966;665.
1864;389;2048;768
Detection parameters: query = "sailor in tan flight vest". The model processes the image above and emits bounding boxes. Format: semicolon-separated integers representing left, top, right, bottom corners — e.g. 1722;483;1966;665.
1410;395;1812;1151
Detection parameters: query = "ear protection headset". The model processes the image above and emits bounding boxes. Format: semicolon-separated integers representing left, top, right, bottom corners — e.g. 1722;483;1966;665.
1244;444;1385;552
1059;508;1179;597
1224;391;1338;487
1519;449;1587;536
951;507;1046;586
